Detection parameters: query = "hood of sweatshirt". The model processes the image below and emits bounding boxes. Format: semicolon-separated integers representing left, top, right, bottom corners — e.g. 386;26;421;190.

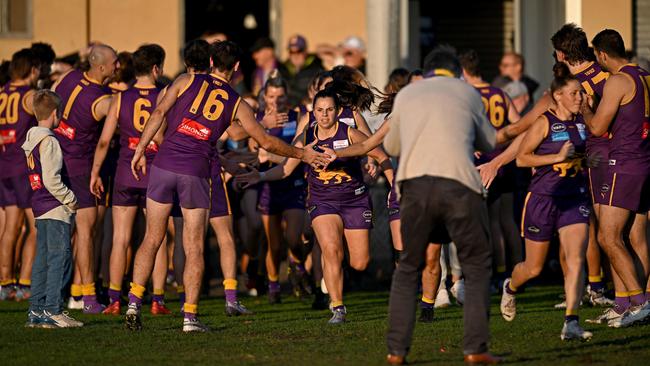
22;126;54;156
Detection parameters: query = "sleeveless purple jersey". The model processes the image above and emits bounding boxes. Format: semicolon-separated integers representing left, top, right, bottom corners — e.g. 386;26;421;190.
309;107;356;128
305;121;365;201
153;73;241;178
573;62;609;157
528;111;588;196
0;83;36;178
606;64;650;173
53;70;111;176
474;83;510;163
26;137;71;217
116;85;161;188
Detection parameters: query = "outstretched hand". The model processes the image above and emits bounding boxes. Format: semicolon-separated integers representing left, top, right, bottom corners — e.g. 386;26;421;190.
302;140;335;169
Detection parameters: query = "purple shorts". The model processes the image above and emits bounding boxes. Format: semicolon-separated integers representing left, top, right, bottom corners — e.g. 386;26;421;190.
69;174;104;209
387;184;400;222
307;193;373;230
112;182;147;208
0;174;32;208
588;165;609;206
147;165;210;209
257;182;306;216
521;192;590;241
601;171;650;213
210;171;231;218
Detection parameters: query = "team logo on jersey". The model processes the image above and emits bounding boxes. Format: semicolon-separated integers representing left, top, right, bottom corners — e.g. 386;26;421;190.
527;226;540;234
551;123;567;133
333;139;350;150
576;123;587;140
177;118;211;141
0;129;16;144
29;174;43;191
362;210;373;221
579;205;591;217
551;131;569;142
54;120;76;140
316;169;352;184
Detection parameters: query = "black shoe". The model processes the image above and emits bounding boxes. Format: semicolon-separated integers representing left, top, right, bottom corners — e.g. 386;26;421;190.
418;307;434;323
268;291;282;305
312;287;329;310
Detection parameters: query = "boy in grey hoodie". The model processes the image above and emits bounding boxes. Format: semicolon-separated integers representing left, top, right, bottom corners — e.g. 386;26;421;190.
22;90;82;328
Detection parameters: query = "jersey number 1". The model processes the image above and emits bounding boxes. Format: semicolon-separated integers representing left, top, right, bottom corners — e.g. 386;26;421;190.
189;80;228;121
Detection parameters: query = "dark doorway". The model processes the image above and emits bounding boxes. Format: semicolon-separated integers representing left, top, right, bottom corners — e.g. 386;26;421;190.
419;0;508;82
185;0;270;91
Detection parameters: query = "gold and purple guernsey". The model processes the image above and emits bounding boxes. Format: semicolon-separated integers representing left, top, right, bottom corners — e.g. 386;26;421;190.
521;111;590;241
600;64;650;212
572;61;610;205
148;73;241;209
53;70;111;208
0;83;36;208
257;109;306;215
305;121;372;229
113;85;161;207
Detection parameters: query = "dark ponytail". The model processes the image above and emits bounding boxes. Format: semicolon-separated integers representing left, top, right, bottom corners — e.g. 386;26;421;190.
550;62;577;98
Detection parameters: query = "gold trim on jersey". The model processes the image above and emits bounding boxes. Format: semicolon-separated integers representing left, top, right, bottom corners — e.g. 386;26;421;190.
22;89;35;116
433;69;454;77
617;72;636;106
230;97;241;125
83;72;103;85
52;69;75;92
573;61;594;75
520;192;532;237
115;92;122;118
177;74;195;97
91;94;111;121
609;173;617;206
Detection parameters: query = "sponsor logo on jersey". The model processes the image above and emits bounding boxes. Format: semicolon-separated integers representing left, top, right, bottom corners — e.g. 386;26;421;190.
389;208;400;216
608;159;616;166
551;131;569;142
0;129;16;144
29;174;43;190
333;139;350;150
576;123;587;140
354;186;366;196
362;210;373;221
54;120;76;140
527;226;541;234
551;123;566;133
643;121;649;140
127;137;158;152
579;205;591;217
307;205;317;214
601;183;610;194
282;121;297;137
177;118;211;141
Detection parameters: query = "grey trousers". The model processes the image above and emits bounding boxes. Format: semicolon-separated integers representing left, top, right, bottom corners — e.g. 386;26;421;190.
387;176;492;356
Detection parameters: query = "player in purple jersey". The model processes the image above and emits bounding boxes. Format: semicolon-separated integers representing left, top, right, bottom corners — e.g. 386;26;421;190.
51;44;118;313
0;49;39;301
89;44;171;316
125;41;329;333
500;63;593;340
581;29;650;327
255;75;311;303
237;89;394;324
551;24;616;309
460;50;523;294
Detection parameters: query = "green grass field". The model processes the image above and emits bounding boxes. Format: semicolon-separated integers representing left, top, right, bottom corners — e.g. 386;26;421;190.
0;285;649;365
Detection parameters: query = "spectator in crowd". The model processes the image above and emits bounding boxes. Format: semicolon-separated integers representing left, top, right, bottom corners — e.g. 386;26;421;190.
502;80;530;114
251;37;287;96
493;52;539;109
282;35;323;107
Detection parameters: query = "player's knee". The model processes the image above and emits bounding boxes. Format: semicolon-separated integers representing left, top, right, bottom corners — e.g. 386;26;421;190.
526;263;544;278
350;257;369;271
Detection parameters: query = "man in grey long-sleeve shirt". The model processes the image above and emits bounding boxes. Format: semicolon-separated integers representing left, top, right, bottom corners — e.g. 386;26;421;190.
384;46;501;365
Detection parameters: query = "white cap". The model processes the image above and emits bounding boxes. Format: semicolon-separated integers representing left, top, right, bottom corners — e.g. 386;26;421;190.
341;36;365;52
503;80;528;99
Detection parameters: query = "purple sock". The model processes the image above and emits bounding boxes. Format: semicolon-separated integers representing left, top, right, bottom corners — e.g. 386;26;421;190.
565;314;579;323
108;289;121;304
184;312;197;321
589;281;605;292
152;294;164;304
630;292;646;306
82;295;97;304
128;292;142;307
269;281;280;293
73;295;82;301
420;300;434;310
225;289;237;303
615;296;630;314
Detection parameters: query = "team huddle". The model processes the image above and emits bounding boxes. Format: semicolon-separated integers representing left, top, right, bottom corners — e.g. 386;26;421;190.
1;23;650;349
